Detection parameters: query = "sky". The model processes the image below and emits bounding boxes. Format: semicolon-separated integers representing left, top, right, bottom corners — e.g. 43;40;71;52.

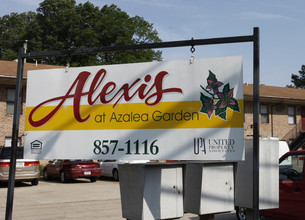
1;0;305;87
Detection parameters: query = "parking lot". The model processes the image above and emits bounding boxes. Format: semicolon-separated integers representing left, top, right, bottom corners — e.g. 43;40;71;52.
0;178;237;220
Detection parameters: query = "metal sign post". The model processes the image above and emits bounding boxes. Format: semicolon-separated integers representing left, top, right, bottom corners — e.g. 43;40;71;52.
6;47;24;220
252;27;260;220
7;27;260;219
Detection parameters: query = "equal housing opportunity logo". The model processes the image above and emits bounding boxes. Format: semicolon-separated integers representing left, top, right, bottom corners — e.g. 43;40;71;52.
30;140;42;154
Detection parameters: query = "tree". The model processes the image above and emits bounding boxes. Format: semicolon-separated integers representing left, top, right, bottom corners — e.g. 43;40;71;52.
290;65;305;88
0;0;162;65
0;12;36;60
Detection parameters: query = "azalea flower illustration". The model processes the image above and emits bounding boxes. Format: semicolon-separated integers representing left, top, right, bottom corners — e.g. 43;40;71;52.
206;70;223;94
216;85;239;109
200;70;240;120
200;94;217;119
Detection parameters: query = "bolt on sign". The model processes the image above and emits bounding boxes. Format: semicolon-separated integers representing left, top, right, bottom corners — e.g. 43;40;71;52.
24;56;244;160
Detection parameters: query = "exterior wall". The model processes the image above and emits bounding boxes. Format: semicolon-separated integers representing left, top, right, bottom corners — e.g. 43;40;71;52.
271;104;301;142
244;100;302;142
244;101;254;139
0;86;26;147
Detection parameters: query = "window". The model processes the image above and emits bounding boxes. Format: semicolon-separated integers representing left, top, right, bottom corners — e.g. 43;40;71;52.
5;137;21;147
6;88;22;115
288;106;296;124
6;89;15;115
260;104;269;123
279;154;304;181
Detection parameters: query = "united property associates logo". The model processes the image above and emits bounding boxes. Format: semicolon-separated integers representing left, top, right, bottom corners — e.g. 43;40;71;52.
208;139;235;153
194;138;236;155
30;140;42;154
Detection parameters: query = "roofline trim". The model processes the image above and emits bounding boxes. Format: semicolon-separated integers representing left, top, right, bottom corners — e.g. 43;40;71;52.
0;75;26;79
244;95;305;102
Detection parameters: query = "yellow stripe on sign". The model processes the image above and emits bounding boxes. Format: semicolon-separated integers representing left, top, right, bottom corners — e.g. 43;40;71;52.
25;100;243;131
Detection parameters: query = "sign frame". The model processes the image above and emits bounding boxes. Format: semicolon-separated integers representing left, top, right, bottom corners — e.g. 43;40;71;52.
7;28;260;220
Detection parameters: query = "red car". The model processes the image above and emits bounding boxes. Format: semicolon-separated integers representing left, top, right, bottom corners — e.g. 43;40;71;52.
259;150;305;219
43;159;101;183
237;150;305;219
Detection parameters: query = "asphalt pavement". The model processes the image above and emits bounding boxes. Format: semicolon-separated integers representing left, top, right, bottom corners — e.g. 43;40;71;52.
0;178;238;220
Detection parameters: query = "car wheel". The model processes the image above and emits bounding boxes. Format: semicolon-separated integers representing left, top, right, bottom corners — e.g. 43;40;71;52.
113;169;119;181
43;169;49;181
90;177;97;182
31;178;39;186
236;206;261;220
236;206;247;220
60;171;67;183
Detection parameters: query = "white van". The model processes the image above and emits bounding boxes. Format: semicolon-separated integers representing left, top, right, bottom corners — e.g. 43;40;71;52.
261;137;290;158
279;141;290;158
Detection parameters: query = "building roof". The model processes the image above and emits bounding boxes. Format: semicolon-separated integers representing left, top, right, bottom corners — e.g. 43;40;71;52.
244;83;305;104
0;60;63;86
0;60;63;77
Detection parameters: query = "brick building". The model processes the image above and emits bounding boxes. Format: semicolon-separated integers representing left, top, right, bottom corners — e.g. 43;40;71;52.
244;83;305;149
1;60;305;150
0;60;63;147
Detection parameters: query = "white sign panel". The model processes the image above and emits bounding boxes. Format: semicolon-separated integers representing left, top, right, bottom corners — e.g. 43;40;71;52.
24;57;244;160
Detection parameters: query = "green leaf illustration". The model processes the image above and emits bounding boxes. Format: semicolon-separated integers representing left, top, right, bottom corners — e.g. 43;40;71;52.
218;111;227;120
215;103;227;120
207;70;217;83
228;97;240;112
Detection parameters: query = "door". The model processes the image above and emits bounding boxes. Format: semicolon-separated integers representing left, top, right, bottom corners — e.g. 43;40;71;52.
101;160;116;176
48;159;63;177
276;153;305;218
47;159;57;176
142;166;183;219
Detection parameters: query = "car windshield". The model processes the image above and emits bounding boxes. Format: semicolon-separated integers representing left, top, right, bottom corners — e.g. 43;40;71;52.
279;154;304;181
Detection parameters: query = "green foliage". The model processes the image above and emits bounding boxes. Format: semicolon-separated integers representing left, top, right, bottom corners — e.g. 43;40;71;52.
0;0;162;65
291;65;305;89
286;84;296;88
0;12;36;60
40;165;45;176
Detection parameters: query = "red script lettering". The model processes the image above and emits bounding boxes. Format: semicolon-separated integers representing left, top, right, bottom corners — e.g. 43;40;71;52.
29;69;183;127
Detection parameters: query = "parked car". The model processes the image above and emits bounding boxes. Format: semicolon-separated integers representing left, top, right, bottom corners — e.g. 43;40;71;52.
0;147;40;186
43;159;101;183
0;159;40;186
99;160;150;181
236;150;305;220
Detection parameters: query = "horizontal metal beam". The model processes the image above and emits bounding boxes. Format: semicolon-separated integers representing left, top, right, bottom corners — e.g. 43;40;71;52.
22;35;254;59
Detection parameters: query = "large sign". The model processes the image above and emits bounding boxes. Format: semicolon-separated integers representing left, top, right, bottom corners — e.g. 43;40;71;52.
24;57;244;160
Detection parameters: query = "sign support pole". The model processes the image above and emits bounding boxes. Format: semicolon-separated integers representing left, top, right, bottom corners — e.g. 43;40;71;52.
7;27;260;220
5;47;25;220
252;27;260;220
